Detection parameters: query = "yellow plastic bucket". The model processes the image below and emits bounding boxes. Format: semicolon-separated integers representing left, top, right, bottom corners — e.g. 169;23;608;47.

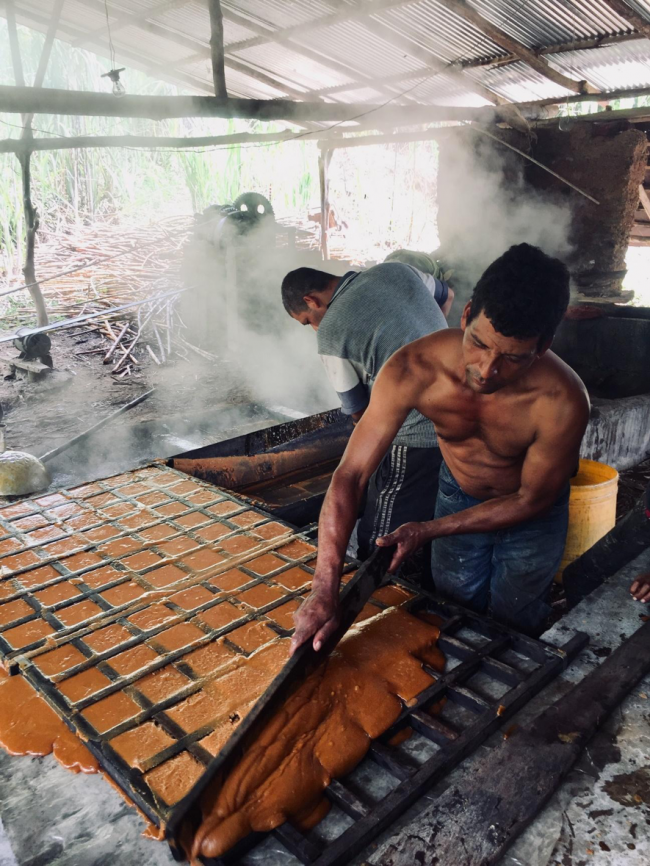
556;458;619;580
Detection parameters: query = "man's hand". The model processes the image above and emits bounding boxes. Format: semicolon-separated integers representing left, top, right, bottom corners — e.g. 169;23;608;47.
290;588;340;656
630;574;650;603
376;521;428;572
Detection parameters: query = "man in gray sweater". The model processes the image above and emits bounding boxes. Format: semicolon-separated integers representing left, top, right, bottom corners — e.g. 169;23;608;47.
281;260;452;562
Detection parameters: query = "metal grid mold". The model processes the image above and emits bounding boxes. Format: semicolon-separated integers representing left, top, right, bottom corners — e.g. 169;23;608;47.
0;463;357;835
0;466;587;865
0;465;317;666
193;585;587;866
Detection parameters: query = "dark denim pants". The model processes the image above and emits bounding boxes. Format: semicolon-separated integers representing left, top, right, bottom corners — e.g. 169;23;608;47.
431;462;570;636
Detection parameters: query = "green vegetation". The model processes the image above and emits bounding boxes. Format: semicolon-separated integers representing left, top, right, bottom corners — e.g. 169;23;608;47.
0;22;319;281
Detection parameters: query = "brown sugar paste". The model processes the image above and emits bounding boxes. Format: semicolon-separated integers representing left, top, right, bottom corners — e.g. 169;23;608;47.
190;606;444;860
0;671;98;774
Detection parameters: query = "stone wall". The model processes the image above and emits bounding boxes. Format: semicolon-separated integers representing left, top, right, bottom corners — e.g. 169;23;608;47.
436;123;648;301
526;124;648;296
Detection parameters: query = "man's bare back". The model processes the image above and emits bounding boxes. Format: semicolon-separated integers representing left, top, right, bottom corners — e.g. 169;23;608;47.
402;327;588;500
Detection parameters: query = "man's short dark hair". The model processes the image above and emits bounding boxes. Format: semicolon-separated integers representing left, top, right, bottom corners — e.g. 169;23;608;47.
281;267;335;315
467;243;570;346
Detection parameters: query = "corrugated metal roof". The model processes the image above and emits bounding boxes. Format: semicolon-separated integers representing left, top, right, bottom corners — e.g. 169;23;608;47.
471;0;633;47
4;0;650;115
377;0;504;64
232;42;354;90
474;60;571;101
551;38;650;89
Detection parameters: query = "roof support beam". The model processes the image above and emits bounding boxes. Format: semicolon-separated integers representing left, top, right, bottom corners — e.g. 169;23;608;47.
438;0;598;94
132;15;309;98
0;84;499;122
207;0;227;97
5;0;26;87
600;0;650;40
0;130;329;153
460;31;644;70
25;0;65;133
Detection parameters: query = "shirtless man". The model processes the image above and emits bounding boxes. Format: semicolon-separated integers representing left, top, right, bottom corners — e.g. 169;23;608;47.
291;243;590;650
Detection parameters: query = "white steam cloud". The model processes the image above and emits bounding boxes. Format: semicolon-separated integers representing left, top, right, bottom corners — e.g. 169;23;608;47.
436;131;574;325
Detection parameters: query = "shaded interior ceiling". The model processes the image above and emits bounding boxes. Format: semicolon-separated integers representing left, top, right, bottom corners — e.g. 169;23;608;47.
3;0;650;113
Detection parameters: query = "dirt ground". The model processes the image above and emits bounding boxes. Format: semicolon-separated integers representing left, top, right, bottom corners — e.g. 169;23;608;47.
0;328;250;458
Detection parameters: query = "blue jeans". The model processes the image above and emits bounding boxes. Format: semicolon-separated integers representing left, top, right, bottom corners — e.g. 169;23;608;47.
431;462;570;636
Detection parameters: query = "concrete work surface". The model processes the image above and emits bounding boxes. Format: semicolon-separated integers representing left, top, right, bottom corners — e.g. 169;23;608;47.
1;551;649;866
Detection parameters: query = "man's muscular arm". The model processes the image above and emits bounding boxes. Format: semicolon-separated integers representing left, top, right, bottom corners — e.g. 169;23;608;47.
290;351;421;654
378;386;590;572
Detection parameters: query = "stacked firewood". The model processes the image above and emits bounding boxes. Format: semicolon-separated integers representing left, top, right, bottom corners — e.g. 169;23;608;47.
69;295;220;380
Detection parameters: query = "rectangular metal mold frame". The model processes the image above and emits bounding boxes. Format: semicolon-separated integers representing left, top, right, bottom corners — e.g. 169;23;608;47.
187;581;588;866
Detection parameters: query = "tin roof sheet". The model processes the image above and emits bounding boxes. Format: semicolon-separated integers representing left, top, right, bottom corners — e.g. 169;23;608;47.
4;0;650;114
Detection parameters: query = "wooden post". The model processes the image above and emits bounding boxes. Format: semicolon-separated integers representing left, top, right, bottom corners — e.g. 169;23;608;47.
318;148;332;261
18;151;48;327
8;0;64;329
207;0;228;98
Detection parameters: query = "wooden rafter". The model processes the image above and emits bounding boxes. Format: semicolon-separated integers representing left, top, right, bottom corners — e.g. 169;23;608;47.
439;0;598;94
639;185;650;221
460;31;644;70
207;0;227;98
5;0;26;87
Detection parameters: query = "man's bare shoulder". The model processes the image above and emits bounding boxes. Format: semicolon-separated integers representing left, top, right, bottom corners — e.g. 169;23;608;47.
533;350;590;423
395;328;463;375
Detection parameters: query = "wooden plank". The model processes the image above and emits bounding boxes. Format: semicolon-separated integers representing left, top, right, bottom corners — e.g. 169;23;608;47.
639;184;650;221
409;710;459;745
273;823;321;863
5;357;50;373
367;621;650;866
368;742;415;781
